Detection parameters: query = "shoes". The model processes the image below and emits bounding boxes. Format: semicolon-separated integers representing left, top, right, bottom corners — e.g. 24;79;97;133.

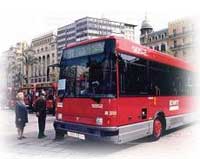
17;136;26;140
17;137;22;140
38;134;47;139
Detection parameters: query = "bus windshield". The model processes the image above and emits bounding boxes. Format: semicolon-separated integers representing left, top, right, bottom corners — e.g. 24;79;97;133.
58;39;116;98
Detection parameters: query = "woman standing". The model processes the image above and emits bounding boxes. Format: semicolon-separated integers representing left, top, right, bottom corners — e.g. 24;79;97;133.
15;92;28;140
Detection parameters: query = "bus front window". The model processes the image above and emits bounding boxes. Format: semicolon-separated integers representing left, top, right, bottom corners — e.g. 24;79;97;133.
58;40;116;98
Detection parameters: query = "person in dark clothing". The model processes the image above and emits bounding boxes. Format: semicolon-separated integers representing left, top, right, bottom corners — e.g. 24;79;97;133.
15;92;28;140
35;92;47;138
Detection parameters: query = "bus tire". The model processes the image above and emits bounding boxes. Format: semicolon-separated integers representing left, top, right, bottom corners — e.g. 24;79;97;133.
151;117;163;141
55;131;65;140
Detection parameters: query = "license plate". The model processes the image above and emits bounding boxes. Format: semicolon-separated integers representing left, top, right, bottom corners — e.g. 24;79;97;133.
67;131;85;140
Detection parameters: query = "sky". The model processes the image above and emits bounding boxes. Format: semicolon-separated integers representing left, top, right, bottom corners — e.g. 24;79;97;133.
0;0;199;53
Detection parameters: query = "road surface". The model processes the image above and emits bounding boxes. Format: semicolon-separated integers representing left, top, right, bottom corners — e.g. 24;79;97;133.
0;109;200;159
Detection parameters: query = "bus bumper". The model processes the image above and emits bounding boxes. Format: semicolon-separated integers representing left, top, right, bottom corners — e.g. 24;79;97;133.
53;120;120;143
54;120;153;144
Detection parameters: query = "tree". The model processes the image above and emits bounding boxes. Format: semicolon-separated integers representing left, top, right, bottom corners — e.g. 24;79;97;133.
21;48;38;84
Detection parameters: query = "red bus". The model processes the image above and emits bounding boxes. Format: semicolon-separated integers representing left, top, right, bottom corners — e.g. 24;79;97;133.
20;82;57;114
54;36;196;143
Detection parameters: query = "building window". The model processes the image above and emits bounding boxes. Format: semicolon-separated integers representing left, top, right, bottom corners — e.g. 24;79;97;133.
43;56;46;75
41;48;44;52
174;40;177;48
39;57;41;76
149;38;152;42
162;34;164;39
154;46;159;51
119;54;148;95
161;44;166;52
51;44;55;49
173;29;176;36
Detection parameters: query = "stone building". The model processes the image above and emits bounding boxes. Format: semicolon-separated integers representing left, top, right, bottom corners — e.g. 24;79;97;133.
140;17;168;53
140;16;196;64
4;42;29;88
30;32;57;83
168;18;195;62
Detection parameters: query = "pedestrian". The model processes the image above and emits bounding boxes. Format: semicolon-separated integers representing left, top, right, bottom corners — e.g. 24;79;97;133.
35;91;47;138
15;92;28;140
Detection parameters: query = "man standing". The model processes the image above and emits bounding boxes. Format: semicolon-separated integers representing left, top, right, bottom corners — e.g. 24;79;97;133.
35;92;47;138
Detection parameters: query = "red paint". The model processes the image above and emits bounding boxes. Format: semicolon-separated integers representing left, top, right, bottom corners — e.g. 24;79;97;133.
57;36;196;127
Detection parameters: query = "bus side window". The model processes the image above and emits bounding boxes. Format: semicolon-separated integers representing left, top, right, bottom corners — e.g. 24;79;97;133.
118;53;148;96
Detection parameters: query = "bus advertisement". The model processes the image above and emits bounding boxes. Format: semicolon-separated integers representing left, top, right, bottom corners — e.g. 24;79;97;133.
53;36;196;143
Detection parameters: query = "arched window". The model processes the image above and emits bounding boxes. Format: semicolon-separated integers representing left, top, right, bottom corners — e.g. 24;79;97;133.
149;38;151;42
154;46;159;51
162;34;164;39
161;44;166;52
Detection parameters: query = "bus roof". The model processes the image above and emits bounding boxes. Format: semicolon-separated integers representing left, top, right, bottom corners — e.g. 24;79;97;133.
65;36;195;72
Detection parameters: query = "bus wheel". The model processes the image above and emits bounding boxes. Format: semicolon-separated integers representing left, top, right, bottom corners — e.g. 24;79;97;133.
152;118;163;141
55;131;65;140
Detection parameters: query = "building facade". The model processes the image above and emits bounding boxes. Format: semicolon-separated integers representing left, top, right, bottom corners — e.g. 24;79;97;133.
30;32;57;83
140;17;168;53
5;42;29;89
57;16;136;61
168;18;195;62
140;17;196;63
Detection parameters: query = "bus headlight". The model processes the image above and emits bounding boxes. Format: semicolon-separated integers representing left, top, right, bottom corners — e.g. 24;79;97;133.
96;117;103;125
57;113;62;120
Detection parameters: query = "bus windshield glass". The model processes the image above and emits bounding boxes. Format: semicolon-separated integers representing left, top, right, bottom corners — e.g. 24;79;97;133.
58;39;116;98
